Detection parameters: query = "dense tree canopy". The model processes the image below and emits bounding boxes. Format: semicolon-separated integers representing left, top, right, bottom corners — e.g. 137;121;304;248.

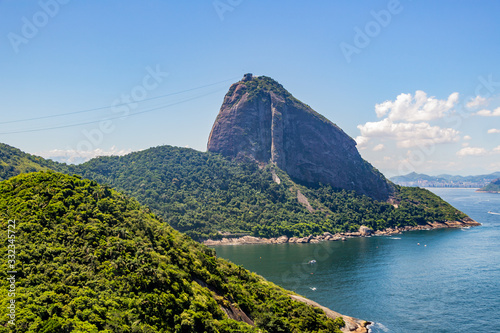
0;143;68;181
0;143;470;332
68;146;467;240
0;172;345;332
0;144;468;241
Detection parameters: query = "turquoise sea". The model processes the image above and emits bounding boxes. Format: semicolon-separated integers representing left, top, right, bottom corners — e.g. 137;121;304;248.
211;188;500;332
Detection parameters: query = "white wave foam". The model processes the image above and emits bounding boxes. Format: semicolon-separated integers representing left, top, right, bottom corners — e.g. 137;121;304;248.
367;322;390;332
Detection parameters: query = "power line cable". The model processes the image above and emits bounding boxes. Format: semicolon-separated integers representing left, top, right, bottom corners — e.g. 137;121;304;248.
0;87;226;135
0;76;239;125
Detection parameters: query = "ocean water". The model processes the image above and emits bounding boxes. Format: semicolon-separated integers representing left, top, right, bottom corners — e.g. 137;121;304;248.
211;188;500;332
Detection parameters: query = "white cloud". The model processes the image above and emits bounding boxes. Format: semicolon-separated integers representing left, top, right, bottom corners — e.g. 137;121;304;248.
466;95;488;109
475;107;500;117
374;90;459;122
463;135;472;140
487;129;500;134
355;136;369;148
455;145;500;158
357;118;460;148
462;142;469;147
374;100;393;118
37;146;133;164
373;144;384;151
456;147;488;157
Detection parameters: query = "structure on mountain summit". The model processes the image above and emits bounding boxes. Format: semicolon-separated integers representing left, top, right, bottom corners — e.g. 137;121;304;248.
208;74;394;201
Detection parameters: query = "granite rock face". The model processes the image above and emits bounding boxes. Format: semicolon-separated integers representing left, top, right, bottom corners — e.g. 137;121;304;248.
207;75;395;201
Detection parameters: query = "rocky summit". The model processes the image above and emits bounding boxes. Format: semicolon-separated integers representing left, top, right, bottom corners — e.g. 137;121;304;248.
207;74;394;201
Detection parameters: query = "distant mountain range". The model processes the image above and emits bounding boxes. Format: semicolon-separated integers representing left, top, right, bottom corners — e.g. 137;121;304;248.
390;172;500;188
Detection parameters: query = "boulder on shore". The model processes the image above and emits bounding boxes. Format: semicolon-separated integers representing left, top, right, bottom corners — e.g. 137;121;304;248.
202;218;481;245
359;226;373;236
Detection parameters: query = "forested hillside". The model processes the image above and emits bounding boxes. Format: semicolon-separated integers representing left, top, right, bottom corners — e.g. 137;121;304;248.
0;143;68;181
0;143;470;241
68;146;468;240
0;171;348;332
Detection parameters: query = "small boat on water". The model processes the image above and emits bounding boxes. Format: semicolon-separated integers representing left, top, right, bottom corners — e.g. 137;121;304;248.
308;260;316;264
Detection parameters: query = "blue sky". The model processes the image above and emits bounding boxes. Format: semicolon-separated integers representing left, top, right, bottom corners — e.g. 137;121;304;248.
1;0;499;176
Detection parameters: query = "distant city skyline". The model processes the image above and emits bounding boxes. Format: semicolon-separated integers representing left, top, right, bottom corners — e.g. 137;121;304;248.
1;1;499;177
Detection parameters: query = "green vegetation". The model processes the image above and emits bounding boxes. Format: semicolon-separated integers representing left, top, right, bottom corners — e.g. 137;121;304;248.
0;143;468;241
70;146;327;240
0;143;68;181
244;76;293;100
478;178;500;193
393;186;467;224
68;146;467;239
242;76;331;124
0;171;345;332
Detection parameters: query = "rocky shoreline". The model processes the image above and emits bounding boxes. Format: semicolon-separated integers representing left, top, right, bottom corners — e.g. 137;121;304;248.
289;295;370;333
203;218;480;246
